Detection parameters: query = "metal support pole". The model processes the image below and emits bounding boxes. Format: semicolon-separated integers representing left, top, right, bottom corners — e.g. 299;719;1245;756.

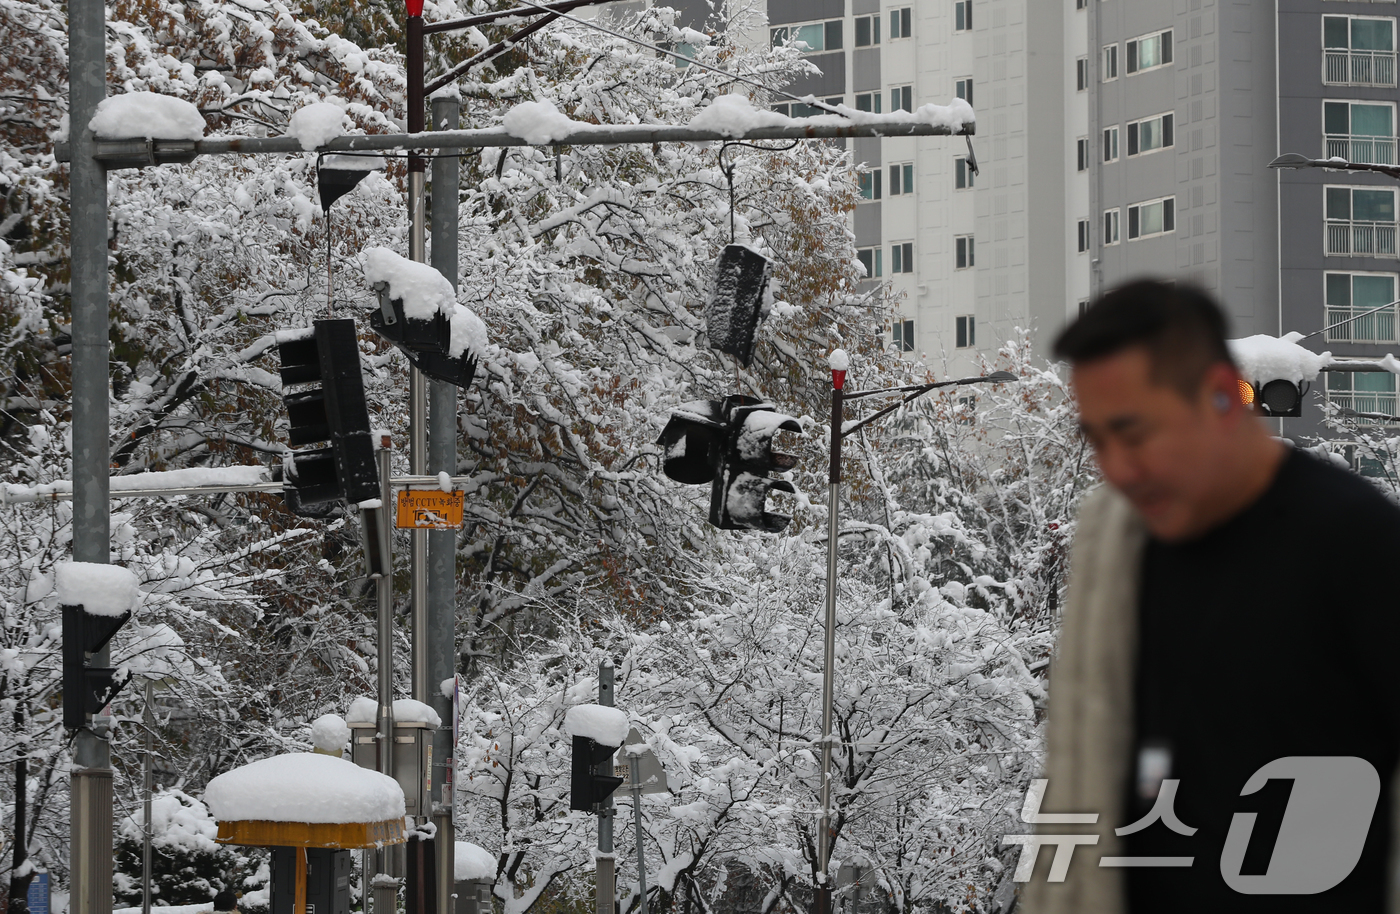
142;680;154;914
628;756;648;914
407;10;431;708
596;663;615;914
375;441;400;914
429;94;461;914
815;376;844;914
69;0;114;907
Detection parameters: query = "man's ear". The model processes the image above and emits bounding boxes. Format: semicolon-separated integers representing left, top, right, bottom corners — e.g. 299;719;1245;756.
1201;362;1245;421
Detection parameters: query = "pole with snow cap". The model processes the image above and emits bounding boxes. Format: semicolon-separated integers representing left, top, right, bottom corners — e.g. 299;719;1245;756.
815;350;846;914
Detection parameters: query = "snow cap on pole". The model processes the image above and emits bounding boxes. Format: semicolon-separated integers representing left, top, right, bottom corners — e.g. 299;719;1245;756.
828;349;849;390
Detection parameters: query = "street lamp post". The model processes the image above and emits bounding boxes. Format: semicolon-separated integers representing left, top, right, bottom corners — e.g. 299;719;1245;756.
812;355;1016;914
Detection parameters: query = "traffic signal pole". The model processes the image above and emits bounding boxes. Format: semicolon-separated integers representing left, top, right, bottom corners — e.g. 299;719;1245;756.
69;0;115;906
596;663;616;914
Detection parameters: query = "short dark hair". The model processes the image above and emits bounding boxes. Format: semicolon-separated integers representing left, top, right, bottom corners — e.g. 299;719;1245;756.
213;890;238;912
1053;279;1236;397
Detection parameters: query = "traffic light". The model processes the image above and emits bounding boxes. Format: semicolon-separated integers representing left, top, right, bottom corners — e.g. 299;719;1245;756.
705;245;772;367
277;319;379;506
569;735;624;811
658;395;801;532
63;603;131;730
1238;377;1305;417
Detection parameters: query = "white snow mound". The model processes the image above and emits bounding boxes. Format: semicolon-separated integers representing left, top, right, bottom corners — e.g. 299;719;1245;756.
310;714;352;753
564;704;629;746
205;753;405;823
344;696;442;728
89;93;206;141
455;841;497;882
449;304;489;359
288;102;349;152
1229;333;1331;385
55;562;140;616
689;94;791;138
828;349;850;372
362;248;456;321
503;100;581;145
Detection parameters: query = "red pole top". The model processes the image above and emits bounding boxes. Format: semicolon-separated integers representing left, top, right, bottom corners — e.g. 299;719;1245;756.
406;0;423;18
831;369;846;390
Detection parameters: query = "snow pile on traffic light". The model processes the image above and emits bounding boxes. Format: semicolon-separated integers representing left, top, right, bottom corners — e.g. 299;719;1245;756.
205;753;404;823
1229;331;1330;385
55;561;140;617
563;703;629;746
363;247;457;321
87;91;207;141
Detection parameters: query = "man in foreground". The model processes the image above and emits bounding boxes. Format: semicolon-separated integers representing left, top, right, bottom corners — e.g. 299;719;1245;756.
1020;280;1400;913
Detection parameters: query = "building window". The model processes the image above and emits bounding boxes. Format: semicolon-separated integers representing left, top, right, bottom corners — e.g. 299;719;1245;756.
955;156;975;189
771;20;843;53
857;247;883;279
1324;16;1397;87
1324;100;1396;164
1327;369;1397;420
1103;125;1120;163
892;241;914;273
1077;137;1090;172
1103;208;1121;245
890;7;913;40
1076;0;1087;8
1076;219;1090;253
1076;56;1089;91
1102;44;1119;81
855;92;883;114
1326;185;1398;256
892;318;915;352
1127;111;1175;156
956;314;975;348
859;169;882;200
891;85;914;113
1078;299;1090;317
1127;197;1175;240
954;0;972;32
1326;271;1397;342
955;78;973;107
890;162;914;195
955;235;975;269
774;97;843;118
855;14;880;47
1126;29;1173;74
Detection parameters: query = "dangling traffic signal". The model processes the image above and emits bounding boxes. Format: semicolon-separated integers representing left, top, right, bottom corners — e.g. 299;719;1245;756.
705;245;772;367
569;735;624;811
1239;377;1305;417
277;319;379;507
63;603;132;730
658;395;801;532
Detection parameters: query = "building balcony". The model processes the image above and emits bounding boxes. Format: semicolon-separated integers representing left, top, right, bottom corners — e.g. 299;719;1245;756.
1326;305;1398;342
1324;48;1398;87
1326;220;1399;257
1326;134;1397;164
1326;392;1399;421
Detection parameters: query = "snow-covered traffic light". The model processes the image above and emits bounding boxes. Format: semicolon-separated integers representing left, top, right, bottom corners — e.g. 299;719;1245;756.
58;563;139;730
1238;378;1305;417
705;245;772;367
362;247;487;388
658;395;801;532
277;319;379;506
569;735;625;811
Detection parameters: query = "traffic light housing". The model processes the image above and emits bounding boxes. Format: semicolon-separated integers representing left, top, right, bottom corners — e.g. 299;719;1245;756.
705;245;772;367
570;735;624;811
63;603;132;730
658;395;801;532
1239;378;1306;417
277;319;379;506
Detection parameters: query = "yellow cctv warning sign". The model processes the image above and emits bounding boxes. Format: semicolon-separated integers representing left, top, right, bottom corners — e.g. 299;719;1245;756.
395;489;464;529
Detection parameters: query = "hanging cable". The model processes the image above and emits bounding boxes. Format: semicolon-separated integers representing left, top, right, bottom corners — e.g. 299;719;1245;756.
718;140;800;244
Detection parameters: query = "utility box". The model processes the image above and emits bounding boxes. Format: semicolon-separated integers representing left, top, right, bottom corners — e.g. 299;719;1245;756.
348;718;434;817
270;847;351;914
455;880;493;914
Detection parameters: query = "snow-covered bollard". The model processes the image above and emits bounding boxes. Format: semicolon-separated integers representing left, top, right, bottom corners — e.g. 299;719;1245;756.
310;714;351;756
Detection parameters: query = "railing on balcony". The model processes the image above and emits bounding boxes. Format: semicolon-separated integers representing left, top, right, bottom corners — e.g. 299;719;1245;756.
1326;392;1399;421
1326;134;1398;164
1326;305;1399;342
1327;220;1400;256
1324;48;1398;87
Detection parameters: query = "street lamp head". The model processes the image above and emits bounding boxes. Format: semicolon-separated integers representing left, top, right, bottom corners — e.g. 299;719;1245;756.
1268;153;1314;169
